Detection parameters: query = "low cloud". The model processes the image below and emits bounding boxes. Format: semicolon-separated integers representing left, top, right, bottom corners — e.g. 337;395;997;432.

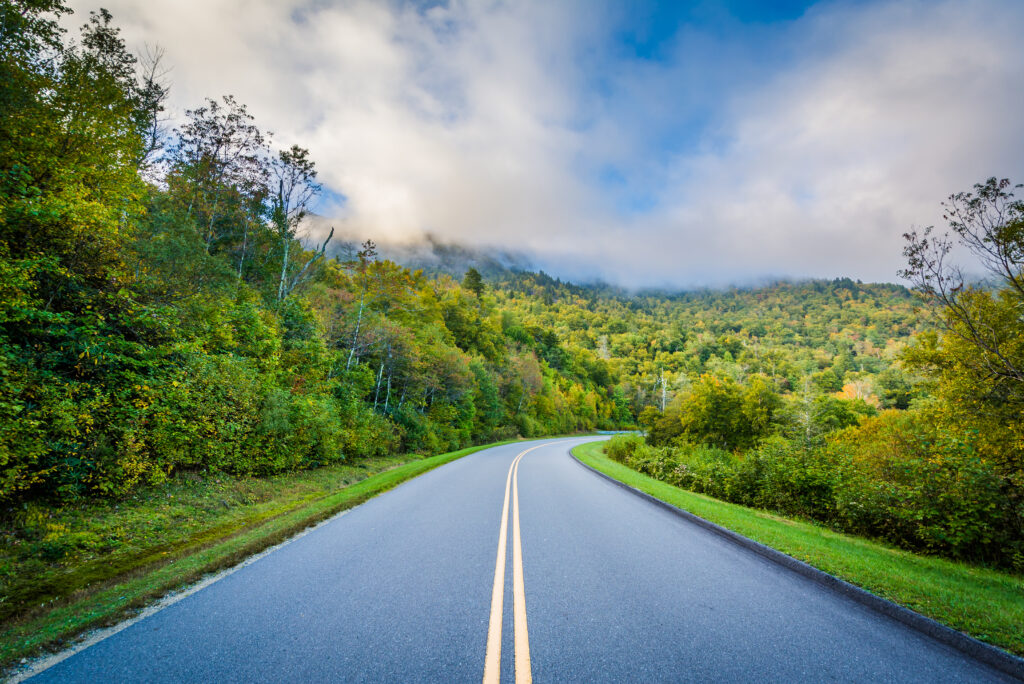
70;0;1024;288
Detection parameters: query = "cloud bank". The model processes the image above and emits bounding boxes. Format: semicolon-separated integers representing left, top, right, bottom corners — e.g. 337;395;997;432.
68;0;1024;287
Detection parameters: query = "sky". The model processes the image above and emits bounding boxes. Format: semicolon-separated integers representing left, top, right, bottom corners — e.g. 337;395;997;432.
67;0;1024;288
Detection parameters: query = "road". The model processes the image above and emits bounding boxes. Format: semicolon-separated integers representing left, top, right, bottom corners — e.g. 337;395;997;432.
28;437;1015;683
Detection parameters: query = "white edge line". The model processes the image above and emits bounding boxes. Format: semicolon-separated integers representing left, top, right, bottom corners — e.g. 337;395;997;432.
7;501;363;683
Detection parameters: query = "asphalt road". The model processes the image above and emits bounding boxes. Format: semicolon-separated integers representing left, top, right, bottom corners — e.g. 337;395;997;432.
28;437;1015;683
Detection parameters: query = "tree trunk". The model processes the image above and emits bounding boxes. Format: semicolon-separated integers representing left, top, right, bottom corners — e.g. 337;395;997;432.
277;237;290;300
205;193;221;253
237;221;249;282
345;291;364;372
373;359;385;409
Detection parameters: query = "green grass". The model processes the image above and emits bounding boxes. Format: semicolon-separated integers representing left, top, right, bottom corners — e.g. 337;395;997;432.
572;440;1024;657
0;439;522;673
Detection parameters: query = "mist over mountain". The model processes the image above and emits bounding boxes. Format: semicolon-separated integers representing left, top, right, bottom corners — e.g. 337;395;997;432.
301;214;534;281
303;214;902;295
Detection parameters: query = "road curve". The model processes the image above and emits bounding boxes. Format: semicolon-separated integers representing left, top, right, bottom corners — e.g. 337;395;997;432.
27;437;1015;683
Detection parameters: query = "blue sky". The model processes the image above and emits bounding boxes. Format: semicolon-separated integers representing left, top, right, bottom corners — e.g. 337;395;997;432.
579;2;814;216
72;0;1024;287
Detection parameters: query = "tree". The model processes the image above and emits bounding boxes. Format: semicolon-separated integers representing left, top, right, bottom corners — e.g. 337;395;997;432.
134;44;170;178
462;267;484;298
508;351;543;413
901;178;1024;475
0;5;153;310
0;4;172;498
786;380;871;449
674;374;780;451
901;178;1024;388
470;360;503;436
874;367;915;409
343;240;377;372
741;375;782;439
270;145;322;301
677;374;747;450
0;1;69;77
167;95;269;260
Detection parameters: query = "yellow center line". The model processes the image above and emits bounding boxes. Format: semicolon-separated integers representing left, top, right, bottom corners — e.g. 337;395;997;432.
483;443;555;684
511;452;531;684
482;456;515;684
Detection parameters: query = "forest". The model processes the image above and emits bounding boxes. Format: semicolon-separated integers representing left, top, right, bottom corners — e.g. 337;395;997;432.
1;3;1022;574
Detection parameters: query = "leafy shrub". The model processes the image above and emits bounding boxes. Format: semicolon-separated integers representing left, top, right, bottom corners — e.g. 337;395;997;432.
735;436;839;519
829;415;1022;568
340;401;399;459
606;434;644;463
618;408;1024;570
657;443;733;497
514;414;540;438
148;354;266;475
629;445;681;482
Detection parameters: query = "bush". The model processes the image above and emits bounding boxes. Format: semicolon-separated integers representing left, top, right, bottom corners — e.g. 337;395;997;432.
663;444;735;498
629;445;681;482
830;420;1022;568
514;414;540;439
616;408;1024;570
148;354;265;476
737;437;839;519
606;434;645;463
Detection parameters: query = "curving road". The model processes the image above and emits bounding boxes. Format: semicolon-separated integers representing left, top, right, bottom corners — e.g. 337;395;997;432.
28;437;1015;682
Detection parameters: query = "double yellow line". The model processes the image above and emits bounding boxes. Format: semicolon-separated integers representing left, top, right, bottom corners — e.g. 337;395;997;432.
482;443;553;684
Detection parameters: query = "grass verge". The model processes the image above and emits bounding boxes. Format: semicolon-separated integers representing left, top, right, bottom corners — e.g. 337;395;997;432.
572;440;1024;657
1;439;521;673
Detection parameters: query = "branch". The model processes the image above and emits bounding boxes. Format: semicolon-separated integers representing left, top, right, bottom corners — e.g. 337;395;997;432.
283;226;333;298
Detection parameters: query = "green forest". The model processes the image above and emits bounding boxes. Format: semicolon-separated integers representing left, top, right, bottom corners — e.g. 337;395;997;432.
2;1;1022;577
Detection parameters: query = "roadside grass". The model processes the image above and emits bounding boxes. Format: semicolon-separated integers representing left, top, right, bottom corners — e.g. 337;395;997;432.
0;439;522;673
572;440;1024;657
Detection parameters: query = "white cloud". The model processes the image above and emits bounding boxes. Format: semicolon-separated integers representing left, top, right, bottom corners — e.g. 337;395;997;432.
68;0;1024;287
636;0;1024;286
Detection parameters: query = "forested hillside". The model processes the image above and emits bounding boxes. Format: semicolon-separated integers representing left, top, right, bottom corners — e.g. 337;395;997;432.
0;3;923;503
497;274;925;413
2;3;1021;576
